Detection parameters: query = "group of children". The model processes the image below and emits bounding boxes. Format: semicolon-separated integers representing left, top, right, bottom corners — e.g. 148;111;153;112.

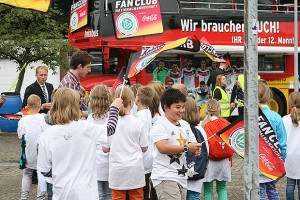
17;77;300;200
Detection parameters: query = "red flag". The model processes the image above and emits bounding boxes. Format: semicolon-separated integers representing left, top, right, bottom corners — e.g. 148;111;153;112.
216;109;286;181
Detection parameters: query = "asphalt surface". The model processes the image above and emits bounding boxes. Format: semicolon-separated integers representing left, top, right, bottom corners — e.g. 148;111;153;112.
0;131;295;200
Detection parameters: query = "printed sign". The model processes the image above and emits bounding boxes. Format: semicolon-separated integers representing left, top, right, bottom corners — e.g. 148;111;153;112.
70;0;88;33
112;0;163;39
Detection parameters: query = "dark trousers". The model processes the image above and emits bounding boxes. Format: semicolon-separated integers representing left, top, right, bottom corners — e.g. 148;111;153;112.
143;173;158;200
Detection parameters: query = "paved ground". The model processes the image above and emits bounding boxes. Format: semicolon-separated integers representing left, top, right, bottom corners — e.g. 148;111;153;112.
0;131;296;199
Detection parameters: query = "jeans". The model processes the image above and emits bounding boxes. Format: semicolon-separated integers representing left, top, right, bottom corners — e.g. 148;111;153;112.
187;190;200;200
98;181;112;200
286;177;300;200
47;182;53;200
21;168;45;200
260;181;279;200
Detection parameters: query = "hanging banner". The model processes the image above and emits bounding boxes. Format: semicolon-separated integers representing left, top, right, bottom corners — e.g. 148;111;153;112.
125;36;192;78
200;37;231;66
216;109;286;181
112;0;163;39
0;0;52;12
70;0;88;32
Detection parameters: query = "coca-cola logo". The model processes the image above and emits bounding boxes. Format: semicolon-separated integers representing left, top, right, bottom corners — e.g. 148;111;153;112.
142;14;157;22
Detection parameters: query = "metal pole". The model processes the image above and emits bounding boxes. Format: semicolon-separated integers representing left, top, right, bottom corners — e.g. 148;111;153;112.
295;0;299;92
244;0;260;199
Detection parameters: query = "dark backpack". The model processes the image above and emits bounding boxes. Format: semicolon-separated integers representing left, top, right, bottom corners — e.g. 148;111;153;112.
186;125;209;180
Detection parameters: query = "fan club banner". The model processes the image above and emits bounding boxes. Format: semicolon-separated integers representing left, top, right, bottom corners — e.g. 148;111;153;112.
112;0;163;39
125;36;192;78
0;0;52;12
70;0;88;32
216;109;285;181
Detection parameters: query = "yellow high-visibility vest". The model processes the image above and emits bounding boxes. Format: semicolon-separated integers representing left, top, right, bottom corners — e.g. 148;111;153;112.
237;74;260;107
213;86;230;117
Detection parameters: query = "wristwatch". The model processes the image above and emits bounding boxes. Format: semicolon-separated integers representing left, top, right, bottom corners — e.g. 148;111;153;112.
183;144;189;154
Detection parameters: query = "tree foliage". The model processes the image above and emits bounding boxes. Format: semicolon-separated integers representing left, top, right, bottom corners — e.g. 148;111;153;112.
0;3;74;93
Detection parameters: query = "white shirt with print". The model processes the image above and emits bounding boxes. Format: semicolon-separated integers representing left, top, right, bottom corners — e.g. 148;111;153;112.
37;120;107;200
150;116;197;188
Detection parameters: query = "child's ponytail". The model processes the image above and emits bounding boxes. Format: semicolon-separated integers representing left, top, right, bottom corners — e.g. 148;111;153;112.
201;99;222;129
115;87;135;117
289;92;300;127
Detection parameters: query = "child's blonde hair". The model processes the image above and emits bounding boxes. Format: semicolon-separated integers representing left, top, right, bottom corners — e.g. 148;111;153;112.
27;94;41;110
149;92;161;118
90;84;112;119
50;88;80;124
201;99;222;129
115;87;135;116
129;83;142;97
137;86;155;107
289;92;300;127
172;83;188;97
148;81;165;97
182;97;200;125
258;83;272;105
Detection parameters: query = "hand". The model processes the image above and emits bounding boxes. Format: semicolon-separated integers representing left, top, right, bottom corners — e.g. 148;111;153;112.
0;95;6;105
208;93;212;99
235;81;241;89
230;103;235;109
112;98;123;108
42;103;51;110
187;142;202;154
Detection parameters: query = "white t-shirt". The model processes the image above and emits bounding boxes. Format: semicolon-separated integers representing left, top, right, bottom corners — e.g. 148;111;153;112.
283;114;300;179
39;114;54;184
150;116;197;188
108;115;148;190
37;120;107;200
87;114;109;181
201;118;231;183
136;109;154;174
18;114;44;170
187;125;209;193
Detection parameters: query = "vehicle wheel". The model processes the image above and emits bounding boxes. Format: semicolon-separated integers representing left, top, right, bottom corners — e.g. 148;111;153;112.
269;92;285;116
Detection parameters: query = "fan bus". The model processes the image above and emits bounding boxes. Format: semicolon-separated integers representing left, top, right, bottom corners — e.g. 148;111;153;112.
68;0;300;116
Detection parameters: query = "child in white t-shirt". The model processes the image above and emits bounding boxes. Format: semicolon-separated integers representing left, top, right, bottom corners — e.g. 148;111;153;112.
18;94;44;200
108;87;148;200
135;86;155;200
282;92;300;199
37;88;122;200
87;84;112;200
150;88;202;200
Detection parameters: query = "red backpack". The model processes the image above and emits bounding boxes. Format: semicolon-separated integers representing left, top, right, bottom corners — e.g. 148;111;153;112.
204;118;234;161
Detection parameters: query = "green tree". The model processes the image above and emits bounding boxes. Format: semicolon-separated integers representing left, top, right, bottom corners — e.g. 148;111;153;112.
0;3;74;93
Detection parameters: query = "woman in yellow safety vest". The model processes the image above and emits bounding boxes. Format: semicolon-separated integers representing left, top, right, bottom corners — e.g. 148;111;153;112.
213;74;231;118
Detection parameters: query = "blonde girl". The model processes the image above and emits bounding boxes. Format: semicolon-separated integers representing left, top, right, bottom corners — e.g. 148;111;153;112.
172;83;188;97
148;81;166;116
149;92;162;124
87;84;113;200
182;97;209;200
129;83;142;116
282;92;300;199
258;83;286;200
108;87;148;200
201;99;231;200
37;88;122;200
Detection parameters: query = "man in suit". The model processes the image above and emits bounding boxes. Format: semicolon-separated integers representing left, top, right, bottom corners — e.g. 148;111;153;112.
22;66;54;114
